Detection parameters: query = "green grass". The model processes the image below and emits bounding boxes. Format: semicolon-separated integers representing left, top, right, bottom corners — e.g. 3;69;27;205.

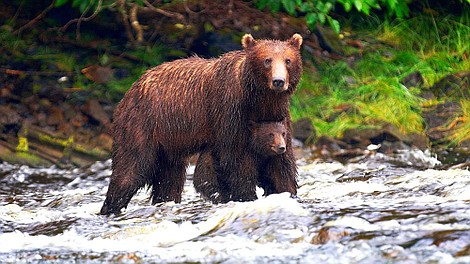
291;11;469;141
450;100;470;145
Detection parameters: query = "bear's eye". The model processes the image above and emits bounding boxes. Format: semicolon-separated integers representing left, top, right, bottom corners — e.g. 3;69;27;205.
285;59;291;65
264;58;272;67
269;133;274;140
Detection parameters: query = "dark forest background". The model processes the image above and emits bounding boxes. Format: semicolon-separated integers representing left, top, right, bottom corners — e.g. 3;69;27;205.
0;0;469;167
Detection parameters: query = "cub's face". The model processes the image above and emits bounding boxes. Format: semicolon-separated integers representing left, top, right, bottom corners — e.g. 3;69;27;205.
250;121;287;157
242;34;303;93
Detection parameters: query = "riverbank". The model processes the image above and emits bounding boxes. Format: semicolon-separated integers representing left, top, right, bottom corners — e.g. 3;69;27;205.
1;1;469;168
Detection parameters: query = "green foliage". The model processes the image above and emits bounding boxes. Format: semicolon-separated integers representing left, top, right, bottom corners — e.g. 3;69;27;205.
128;44;165;66
255;0;413;33
292;57;425;137
378;12;470;53
0;25;28;60
291;10;469;139
378;11;470;86
55;0;107;13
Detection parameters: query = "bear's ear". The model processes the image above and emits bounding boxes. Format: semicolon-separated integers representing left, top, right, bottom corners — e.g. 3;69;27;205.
242;34;257;50
288;34;303;49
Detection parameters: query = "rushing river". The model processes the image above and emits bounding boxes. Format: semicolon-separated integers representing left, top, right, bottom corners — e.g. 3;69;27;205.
0;149;469;263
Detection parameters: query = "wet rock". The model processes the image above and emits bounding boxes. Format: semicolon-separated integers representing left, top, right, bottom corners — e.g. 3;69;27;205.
403;132;429;151
70;111;88;128
384;147;441;168
456;245;470;257
81;99;111;130
336;170;373;182
419;89;436;101
380;123;406;142
427;230;470;257
430;71;470;99
9;75;34;99
61;103;75;120
57;122;72;134
401;71;424;88
342;124;404;148
313;135;351;160
342;128;376;147
34;112;48;127
423;102;462;142
315;135;349;152
46;106;65;126
0;105;21;126
37;85;65;103
378;140;410;154
94;133;113;152
332;148;367;161
311;227;350;244
292;117;316;145
435;147;470;167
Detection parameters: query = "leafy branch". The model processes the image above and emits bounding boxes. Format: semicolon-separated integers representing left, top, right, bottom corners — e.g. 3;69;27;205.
255;0;413;33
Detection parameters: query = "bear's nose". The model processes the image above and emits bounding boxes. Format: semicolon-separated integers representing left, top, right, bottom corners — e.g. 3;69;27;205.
272;78;285;89
277;145;286;154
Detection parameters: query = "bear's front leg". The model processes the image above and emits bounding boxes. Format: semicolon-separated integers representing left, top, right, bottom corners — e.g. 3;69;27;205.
262;146;298;196
193;151;224;203
100;163;143;215
217;151;258;203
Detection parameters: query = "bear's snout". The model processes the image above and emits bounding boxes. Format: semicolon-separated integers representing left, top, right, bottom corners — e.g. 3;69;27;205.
273;144;287;154
272;78;286;90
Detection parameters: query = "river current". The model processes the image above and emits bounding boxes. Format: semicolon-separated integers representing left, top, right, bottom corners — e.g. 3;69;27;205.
0;149;469;263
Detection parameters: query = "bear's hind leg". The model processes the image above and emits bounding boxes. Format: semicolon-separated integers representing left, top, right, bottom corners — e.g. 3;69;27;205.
100;145;157;215
151;159;187;204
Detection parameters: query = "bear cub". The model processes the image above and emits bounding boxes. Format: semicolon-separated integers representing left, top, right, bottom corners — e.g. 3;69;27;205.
193;120;287;203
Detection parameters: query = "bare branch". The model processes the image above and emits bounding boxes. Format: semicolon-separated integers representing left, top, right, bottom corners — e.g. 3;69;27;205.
0;67;71;76
130;3;143;44
142;0;185;21
75;0;94;40
60;0;103;38
14;0;56;35
117;0;136;43
183;0;205;15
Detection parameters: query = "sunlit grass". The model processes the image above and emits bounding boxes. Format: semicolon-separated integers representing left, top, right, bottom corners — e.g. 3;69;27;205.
449;100;470;145
292;11;469;142
378;12;470;53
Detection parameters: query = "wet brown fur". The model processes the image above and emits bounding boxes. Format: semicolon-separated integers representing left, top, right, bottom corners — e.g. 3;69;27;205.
194;121;288;203
100;34;302;215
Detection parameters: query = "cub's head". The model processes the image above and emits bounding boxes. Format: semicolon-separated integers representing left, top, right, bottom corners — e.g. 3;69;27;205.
249;120;287;157
242;34;303;93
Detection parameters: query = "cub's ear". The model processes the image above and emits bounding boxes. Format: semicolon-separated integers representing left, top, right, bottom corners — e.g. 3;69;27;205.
242;34;257;50
288;33;303;49
248;120;259;131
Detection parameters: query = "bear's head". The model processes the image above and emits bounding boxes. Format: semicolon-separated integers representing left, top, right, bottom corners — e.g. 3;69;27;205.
242;34;303;93
249;120;287;157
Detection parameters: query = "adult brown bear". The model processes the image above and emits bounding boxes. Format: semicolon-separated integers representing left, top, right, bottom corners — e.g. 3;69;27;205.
100;34;302;215
194;120;288;203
